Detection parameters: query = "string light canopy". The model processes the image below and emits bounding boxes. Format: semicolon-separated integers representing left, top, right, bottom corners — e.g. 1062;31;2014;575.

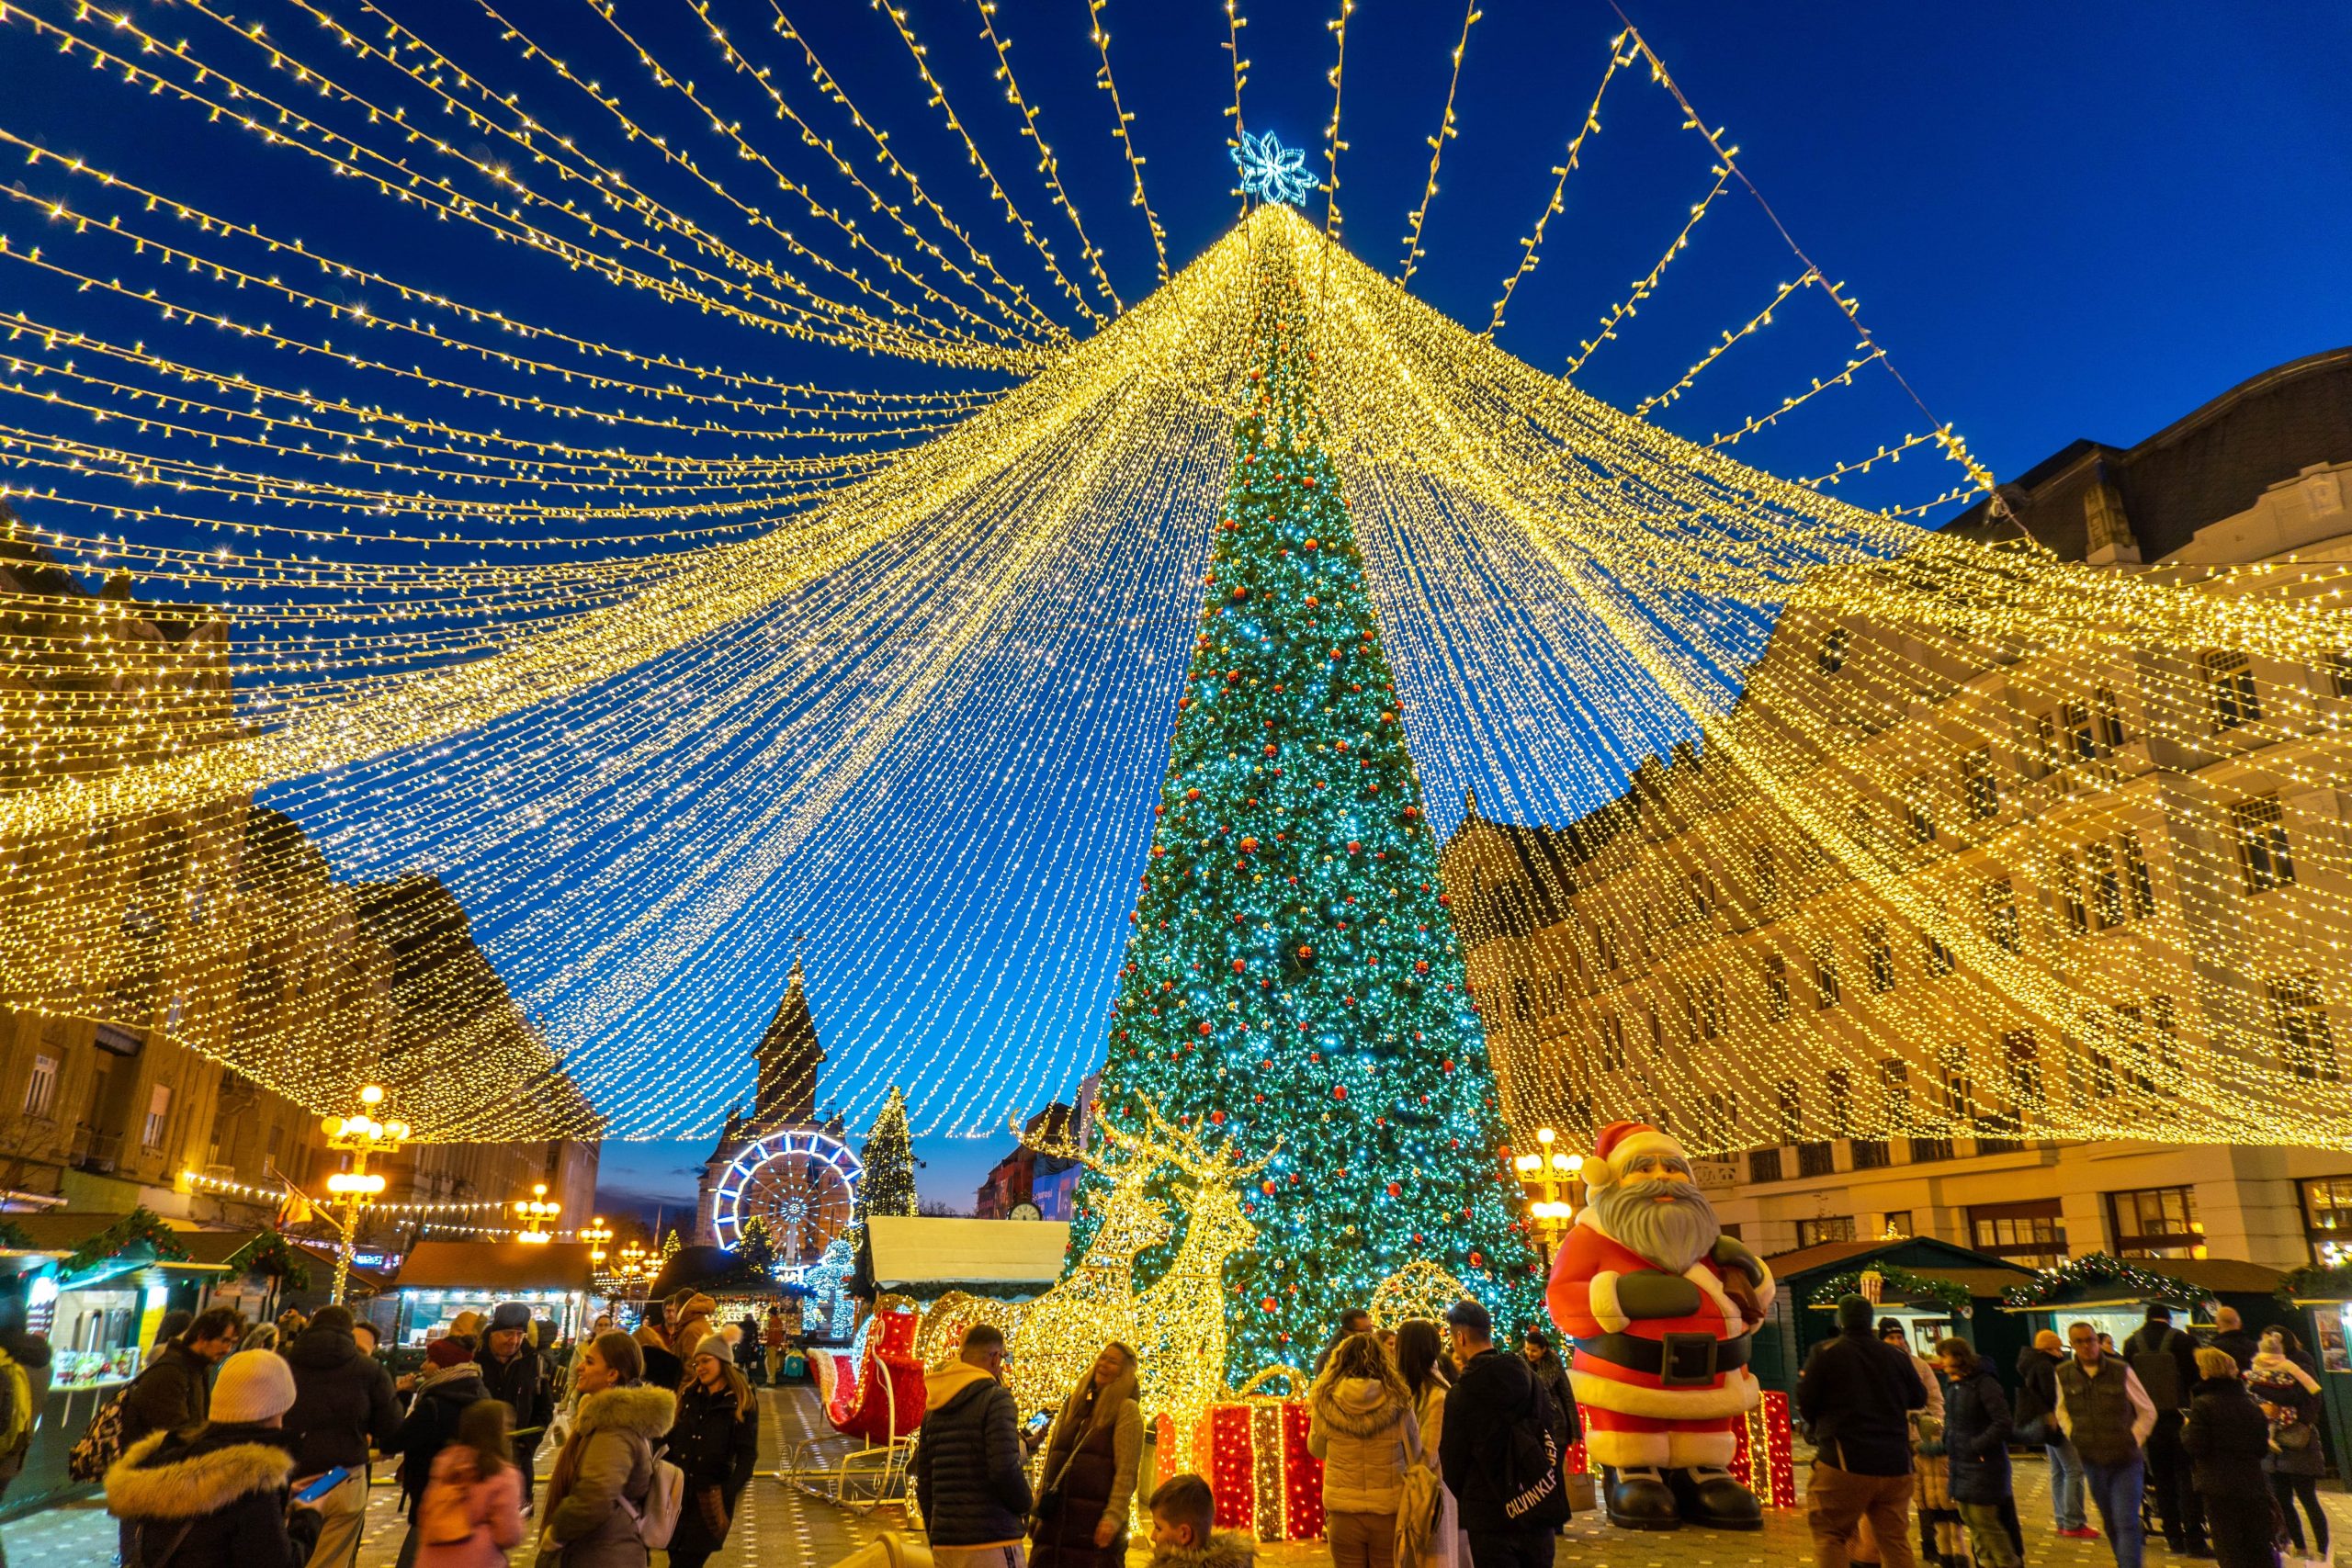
0;3;2345;1161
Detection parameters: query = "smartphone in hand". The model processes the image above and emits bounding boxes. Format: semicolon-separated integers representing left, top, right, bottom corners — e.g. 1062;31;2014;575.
292;1468;352;1506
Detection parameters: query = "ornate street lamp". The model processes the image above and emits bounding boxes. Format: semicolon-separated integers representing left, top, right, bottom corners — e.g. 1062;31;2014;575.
514;1183;562;1245
323;1084;409;1305
582;1216;614;1268
1511;1125;1585;1269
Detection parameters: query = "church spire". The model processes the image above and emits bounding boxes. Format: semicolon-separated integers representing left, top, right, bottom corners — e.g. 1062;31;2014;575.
752;952;823;1127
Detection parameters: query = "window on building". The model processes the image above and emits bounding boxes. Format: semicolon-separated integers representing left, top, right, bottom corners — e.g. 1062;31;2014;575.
1939;1043;1973;1122
1798;1142;1838;1178
2062;700;2098;767
1796;1215;1856;1247
1851;1140;1890;1170
1593;921;1619;972
141;1083;171;1152
1983;877;2022;954
1598;1012;1627;1074
1814;942;1841;1009
22;1055;57;1121
2300;1177;2352;1264
1776;1080;1803;1144
2058;852;2088;935
2206;649;2261;731
1962;748;1999;819
2004;1030;2043;1111
2109;1185;2203;1259
1911;1136;1955;1163
1697;976;1724;1041
1751;845;1779;907
1880;1058;1911;1131
2269;974;2338;1083
1970;1199;2067;1267
2121;829;2156;919
1922;926;1955;977
1749;1148;1783;1183
1819;627;1850;674
2089;840;2124;929
1865;922;1896;993
2233;796;2295;893
2095;683;2131;749
1905;774;1939;845
2032;712;2060;780
1826;1068;1852;1126
1690;873;1715;921
1882;1211;1915;1238
1764;954;1791;1023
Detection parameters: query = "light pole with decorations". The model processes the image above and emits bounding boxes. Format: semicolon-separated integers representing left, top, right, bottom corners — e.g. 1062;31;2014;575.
324;1085;409;1305
1512;1126;1586;1271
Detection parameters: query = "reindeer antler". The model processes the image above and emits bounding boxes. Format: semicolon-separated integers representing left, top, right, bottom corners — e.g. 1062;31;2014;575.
1098;1093;1281;1181
1014;1103;1154;1182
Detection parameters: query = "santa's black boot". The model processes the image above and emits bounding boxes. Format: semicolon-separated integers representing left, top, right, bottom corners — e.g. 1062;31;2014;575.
1670;1465;1764;1530
1602;1464;1681;1530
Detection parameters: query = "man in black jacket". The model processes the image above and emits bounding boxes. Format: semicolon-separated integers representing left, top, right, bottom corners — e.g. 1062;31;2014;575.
1797;1294;1925;1568
119;1306;242;1447
2122;1303;2207;1556
477;1302;548;1502
2207;1305;2258;1371
2014;1329;2093;1538
910;1324;1031;1568
1439;1300;1557;1568
282;1303;401;1568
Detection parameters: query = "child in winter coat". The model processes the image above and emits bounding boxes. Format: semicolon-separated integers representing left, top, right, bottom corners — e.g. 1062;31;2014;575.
1147;1473;1255;1568
415;1398;526;1568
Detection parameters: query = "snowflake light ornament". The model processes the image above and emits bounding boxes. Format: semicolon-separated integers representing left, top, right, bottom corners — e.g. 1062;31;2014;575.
1231;130;1317;208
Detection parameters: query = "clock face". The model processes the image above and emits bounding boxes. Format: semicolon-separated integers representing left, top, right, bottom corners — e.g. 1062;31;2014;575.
1009;1201;1043;1223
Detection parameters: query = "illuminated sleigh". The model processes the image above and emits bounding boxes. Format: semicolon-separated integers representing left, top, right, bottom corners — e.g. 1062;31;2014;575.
786;1293;924;1511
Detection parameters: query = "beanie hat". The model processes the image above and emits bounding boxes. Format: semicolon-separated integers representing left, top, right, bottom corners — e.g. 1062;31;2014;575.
427;1337;475;1369
488;1302;531;1334
210;1348;298;1423
1584;1121;1686;1188
2034;1328;2064;1352
686;1332;731;1366
447;1310;484;1343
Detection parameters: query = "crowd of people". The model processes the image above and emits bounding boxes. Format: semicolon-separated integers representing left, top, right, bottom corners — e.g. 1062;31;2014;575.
86;1285;764;1568
911;1300;1580;1568
1798;1298;2334;1568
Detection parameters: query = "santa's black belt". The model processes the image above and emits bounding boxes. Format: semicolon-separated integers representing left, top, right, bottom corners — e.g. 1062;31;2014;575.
1574;1331;1750;1388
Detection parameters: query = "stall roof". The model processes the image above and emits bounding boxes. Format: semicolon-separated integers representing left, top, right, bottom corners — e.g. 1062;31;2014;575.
391;1241;595;1293
1763;1235;2039;1295
9;1212;230;1271
865;1216;1069;1288
1999;1256;2289;1311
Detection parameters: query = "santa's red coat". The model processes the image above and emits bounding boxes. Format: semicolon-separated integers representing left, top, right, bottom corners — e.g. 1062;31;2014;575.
1544;1209;1771;1425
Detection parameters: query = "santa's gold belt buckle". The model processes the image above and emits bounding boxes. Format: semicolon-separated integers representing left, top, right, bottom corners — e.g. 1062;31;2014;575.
1659;1332;1719;1388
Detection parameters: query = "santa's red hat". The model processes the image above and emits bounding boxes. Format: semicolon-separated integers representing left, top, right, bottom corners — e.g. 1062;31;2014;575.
1585;1120;1687;1187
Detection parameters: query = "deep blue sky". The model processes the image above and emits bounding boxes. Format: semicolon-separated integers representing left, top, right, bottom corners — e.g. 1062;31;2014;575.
6;1;2346;1217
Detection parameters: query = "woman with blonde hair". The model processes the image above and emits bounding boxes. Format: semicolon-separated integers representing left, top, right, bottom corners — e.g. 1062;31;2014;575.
1309;1330;1422;1568
1028;1342;1142;1568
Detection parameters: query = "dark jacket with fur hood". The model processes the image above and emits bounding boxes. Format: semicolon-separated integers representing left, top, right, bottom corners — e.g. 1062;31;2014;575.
543;1383;677;1568
105;1422;298;1568
1146;1531;1256;1568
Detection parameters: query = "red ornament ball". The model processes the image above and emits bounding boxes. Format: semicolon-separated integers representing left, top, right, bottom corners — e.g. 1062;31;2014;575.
1230;959;1246;974
1346;840;1362;854
1305;538;1320;550
1186;787;1203;801
1197;1021;1213;1036
1210;1109;1227;1124
1385;1181;1402;1197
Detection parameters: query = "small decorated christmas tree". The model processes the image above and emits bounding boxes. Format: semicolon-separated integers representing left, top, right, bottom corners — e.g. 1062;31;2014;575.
856;1086;922;1224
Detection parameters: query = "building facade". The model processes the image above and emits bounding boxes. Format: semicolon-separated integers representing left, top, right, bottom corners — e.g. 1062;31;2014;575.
0;518;599;1247
1442;349;2352;1270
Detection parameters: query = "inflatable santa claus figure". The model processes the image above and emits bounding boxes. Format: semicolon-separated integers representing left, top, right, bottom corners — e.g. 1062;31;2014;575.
1546;1120;1774;1531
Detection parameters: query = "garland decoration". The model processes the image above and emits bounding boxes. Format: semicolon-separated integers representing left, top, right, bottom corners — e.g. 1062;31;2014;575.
64;1207;192;1277
0;1219;32;1253
1999;1252;2206;1312
2277;1262;2352;1304
228;1229;313;1292
1809;1267;1972;1318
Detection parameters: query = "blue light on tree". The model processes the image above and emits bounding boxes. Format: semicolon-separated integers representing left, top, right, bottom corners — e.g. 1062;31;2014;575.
1231;130;1317;208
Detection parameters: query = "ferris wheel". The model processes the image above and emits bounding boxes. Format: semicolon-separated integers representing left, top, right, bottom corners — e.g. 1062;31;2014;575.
709;1130;865;1266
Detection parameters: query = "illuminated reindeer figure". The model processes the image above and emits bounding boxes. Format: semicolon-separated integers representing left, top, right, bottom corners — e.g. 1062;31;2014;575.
914;1113;1172;1416
1102;1100;1277;1450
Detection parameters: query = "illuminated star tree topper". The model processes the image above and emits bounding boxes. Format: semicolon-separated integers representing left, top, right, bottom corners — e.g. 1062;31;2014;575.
1231;130;1317;208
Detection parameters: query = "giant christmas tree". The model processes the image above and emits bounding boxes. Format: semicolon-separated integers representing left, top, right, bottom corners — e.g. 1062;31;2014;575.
1072;254;1542;1382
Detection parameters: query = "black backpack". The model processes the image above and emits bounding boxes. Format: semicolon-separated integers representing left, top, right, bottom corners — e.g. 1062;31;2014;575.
1498;1371;1574;1529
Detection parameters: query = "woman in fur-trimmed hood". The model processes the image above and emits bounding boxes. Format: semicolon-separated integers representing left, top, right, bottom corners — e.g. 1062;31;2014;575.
1307;1334;1423;1568
106;1348;301;1568
539;1332;677;1568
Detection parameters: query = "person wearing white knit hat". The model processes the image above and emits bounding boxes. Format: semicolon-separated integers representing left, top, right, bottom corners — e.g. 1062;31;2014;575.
1544;1120;1774;1534
107;1348;305;1568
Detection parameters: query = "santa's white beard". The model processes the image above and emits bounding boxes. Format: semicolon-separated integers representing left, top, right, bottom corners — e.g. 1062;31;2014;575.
1591;1177;1719;1274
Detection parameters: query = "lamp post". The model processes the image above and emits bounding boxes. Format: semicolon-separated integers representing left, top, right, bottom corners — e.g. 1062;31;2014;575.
514;1183;562;1245
1511;1126;1585;1270
323;1085;409;1305
582;1216;613;1269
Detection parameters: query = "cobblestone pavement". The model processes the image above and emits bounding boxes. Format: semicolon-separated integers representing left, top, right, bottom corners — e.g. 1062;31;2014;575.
10;1387;2352;1568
